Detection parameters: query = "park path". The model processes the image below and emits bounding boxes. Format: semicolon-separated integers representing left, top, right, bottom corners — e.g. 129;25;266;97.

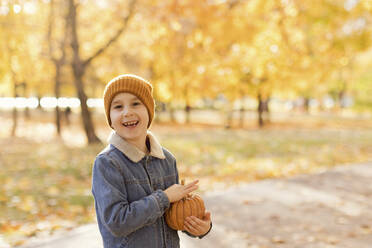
21;162;372;248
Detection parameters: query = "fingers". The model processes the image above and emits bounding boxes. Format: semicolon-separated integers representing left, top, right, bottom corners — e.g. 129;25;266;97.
183;180;199;194
188;216;207;226
184;184;198;194
184;216;202;234
184;215;210;236
184;222;197;234
203;211;211;221
165;180;200;203
184;180;199;188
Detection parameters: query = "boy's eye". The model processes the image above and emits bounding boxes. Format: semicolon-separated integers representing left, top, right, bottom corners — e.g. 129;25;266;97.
114;105;122;109
133;102;141;106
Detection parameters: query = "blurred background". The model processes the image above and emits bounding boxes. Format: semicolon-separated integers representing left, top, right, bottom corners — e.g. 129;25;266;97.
0;0;372;246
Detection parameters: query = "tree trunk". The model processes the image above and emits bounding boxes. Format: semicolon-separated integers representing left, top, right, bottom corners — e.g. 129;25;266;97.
74;71;100;143
185;105;191;124
9;62;19;137
225;106;233;129
48;0;68;137
37;94;42;110
239;99;245;128
54;65;62;136
67;0;136;144
263;97;271;124
239;89;245;128
22;83;30;120
184;85;191;124
303;97;310;113
11;107;17;137
338;81;347;108
257;92;264;128
11;84;18;137
68;0;100;144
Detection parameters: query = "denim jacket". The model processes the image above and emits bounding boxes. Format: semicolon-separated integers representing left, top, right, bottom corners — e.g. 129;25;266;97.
92;131;198;248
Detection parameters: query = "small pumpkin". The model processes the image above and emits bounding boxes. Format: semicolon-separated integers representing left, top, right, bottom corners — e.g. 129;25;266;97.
165;179;205;231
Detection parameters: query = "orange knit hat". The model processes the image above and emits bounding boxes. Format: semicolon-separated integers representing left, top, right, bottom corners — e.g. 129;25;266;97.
103;74;155;128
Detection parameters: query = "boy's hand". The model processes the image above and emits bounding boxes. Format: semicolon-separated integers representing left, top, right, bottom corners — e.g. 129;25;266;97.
184;211;212;237
164;180;199;203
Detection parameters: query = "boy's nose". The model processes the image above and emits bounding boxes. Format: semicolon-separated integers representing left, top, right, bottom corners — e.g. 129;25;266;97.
122;107;133;116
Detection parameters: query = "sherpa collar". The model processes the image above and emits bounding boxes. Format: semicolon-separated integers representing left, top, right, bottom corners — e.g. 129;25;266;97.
108;131;165;162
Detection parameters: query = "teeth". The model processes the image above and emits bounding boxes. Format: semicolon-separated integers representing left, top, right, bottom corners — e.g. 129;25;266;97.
123;121;138;127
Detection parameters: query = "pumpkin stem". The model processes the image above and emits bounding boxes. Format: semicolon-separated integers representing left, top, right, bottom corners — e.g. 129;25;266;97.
181;179;185;185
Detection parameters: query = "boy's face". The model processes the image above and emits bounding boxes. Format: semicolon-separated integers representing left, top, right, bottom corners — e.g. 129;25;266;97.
110;92;149;144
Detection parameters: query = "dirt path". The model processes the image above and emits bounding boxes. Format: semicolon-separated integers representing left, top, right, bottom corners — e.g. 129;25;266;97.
21;162;372;248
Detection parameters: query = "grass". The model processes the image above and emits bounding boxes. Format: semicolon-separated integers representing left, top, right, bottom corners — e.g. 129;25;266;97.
0;138;104;246
0;111;371;246
158;126;372;187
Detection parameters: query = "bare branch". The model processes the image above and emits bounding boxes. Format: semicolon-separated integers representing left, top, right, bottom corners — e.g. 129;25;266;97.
47;0;56;62
59;1;71;66
83;0;137;67
47;0;69;66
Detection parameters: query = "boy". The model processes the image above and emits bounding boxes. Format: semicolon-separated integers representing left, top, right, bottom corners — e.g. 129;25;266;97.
92;74;212;248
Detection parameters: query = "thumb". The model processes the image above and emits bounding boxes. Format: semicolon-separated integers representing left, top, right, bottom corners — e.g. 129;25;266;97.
203;211;211;221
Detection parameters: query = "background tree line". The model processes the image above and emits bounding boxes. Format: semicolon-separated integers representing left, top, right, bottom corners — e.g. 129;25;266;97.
1;0;372;143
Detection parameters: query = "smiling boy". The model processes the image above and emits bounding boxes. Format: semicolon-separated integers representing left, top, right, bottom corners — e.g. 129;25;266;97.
92;74;212;248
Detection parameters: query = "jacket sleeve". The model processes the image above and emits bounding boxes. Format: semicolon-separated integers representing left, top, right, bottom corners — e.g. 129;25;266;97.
173;159;213;239
92;155;170;237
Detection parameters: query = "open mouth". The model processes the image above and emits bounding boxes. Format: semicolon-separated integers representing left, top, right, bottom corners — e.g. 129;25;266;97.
122;120;139;127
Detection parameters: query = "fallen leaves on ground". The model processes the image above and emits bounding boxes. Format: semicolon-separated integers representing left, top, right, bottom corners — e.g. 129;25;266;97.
1;113;372;246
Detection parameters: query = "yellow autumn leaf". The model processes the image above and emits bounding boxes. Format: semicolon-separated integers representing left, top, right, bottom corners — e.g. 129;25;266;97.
47;186;60;196
19;196;36;212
